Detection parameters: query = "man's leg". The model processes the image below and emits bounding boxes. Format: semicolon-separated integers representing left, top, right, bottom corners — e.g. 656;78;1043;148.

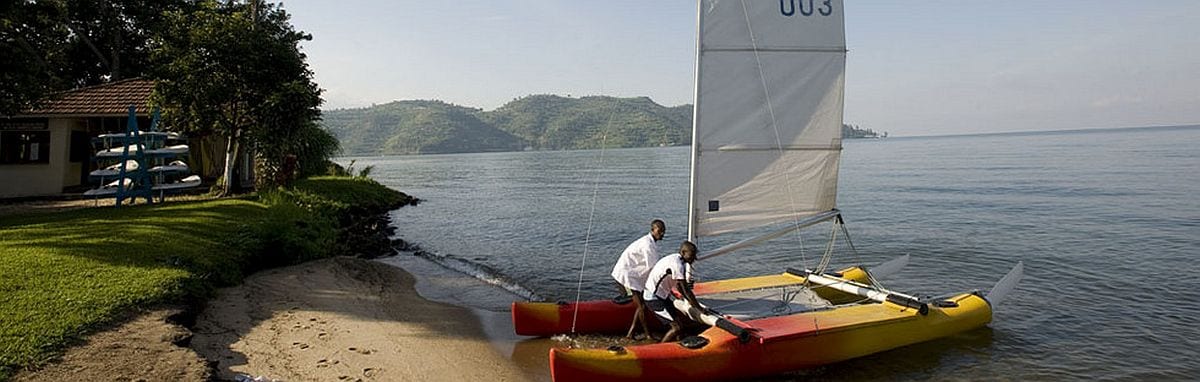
617;284;649;339
625;292;643;339
645;298;674;342
661;321;683;343
625;292;658;340
633;293;658;340
660;301;689;343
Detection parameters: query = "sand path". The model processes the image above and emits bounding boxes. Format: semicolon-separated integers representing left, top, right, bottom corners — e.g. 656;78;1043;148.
191;256;529;382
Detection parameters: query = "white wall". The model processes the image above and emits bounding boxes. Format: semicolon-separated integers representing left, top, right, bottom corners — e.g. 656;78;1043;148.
0;119;75;198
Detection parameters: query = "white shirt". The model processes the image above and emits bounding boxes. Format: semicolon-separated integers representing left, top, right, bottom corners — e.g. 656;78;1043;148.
610;232;661;291
643;253;687;301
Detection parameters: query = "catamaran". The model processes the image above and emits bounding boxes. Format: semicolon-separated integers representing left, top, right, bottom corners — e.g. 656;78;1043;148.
512;1;1023;380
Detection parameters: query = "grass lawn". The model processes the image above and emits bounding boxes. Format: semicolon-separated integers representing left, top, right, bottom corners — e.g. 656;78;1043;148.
0;176;407;379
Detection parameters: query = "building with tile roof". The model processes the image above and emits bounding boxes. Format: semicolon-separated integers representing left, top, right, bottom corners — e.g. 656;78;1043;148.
21;78;156;118
1;79;158;198
1;78;258;199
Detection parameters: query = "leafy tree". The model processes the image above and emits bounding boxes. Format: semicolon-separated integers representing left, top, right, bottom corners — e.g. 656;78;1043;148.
151;0;333;194
56;0;198;87
0;1;69;115
1;0;196;115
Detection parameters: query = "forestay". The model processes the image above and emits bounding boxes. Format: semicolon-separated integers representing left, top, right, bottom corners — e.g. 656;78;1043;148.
688;0;847;239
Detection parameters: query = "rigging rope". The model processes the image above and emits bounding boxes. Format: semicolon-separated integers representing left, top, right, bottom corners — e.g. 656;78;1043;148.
740;0;808;268
836;218;887;289
815;220;838;274
569;103;620;333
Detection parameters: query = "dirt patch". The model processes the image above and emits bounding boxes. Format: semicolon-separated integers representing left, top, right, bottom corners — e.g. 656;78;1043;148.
12;309;211;381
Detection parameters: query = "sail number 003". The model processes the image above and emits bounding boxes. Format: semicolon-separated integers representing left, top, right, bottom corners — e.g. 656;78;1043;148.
780;0;833;17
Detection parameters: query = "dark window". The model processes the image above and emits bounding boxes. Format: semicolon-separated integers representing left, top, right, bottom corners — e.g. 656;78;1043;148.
0;131;51;164
69;130;89;162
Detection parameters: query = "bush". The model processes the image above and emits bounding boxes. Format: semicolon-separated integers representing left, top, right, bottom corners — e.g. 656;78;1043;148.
243;198;337;271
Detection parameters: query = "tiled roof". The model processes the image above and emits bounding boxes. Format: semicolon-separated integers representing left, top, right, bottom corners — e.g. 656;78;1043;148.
23;78;155;117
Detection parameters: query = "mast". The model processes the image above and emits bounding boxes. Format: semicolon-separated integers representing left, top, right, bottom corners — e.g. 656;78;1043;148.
687;0;704;243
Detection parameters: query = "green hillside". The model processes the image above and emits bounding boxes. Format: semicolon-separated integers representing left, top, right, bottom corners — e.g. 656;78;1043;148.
321;100;522;155
482;95;689;150
321;95;883;155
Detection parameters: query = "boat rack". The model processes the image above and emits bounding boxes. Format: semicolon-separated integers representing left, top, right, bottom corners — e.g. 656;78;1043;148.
84;106;201;206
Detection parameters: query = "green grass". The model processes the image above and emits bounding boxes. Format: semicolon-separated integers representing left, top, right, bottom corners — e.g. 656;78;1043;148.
0;176;407;379
289;176;409;214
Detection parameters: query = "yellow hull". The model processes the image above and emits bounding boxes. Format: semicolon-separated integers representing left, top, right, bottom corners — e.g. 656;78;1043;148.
550;270;993;381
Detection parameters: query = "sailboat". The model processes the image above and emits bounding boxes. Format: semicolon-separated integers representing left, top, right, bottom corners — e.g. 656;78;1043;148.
511;1;1023;380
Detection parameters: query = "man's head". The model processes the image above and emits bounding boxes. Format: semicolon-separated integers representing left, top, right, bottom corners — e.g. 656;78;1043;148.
651;219;666;241
679;241;697;264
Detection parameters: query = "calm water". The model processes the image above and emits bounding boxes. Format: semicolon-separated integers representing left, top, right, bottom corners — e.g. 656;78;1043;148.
346;126;1200;380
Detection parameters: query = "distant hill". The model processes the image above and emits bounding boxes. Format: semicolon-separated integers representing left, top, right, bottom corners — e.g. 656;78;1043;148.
481;95;690;150
321;95;883;155
842;124;885;139
321;100;522;155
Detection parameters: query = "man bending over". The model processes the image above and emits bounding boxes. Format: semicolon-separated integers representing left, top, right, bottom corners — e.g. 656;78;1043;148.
643;241;705;343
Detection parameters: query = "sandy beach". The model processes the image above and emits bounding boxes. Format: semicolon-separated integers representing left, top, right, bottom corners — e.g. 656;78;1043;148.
192;256;529;381
17;257;532;381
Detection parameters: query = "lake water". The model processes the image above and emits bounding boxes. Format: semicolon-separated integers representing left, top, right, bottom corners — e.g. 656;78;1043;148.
345;125;1200;380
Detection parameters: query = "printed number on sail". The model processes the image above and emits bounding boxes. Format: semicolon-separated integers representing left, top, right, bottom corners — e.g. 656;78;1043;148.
780;0;833;17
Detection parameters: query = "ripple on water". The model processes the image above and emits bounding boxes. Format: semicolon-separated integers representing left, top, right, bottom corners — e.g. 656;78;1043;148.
352;127;1200;380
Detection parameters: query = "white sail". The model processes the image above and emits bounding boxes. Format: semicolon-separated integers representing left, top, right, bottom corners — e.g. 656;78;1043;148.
689;0;846;239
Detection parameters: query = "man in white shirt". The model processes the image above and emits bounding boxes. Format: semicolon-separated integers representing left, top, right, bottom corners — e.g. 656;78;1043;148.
610;219;665;339
643;241;705;343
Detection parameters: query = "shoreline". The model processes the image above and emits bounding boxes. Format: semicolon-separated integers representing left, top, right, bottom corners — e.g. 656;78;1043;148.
1;177;429;380
3;176;557;381
376;252;557;381
16;257;533;381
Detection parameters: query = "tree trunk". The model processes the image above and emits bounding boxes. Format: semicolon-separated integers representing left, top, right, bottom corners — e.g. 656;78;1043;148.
221;129;242;196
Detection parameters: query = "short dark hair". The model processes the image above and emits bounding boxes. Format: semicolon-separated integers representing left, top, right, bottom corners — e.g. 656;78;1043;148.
651;219;665;231
679;240;697;255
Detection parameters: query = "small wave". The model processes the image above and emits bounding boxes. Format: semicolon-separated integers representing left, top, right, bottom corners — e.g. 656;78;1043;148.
408;248;545;302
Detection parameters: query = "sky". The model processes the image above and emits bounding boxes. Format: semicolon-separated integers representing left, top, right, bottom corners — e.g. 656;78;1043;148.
284;0;1200;136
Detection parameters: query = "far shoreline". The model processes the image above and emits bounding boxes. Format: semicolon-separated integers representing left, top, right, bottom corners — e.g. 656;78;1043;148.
333;122;1200;158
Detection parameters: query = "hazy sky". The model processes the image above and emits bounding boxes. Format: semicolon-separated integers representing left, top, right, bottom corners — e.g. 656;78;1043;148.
286;1;1200;136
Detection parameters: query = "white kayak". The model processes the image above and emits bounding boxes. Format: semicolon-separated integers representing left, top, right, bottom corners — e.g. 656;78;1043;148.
83;178;135;196
152;175;202;191
148;160;189;174
89;160;141;177
146;144;189;156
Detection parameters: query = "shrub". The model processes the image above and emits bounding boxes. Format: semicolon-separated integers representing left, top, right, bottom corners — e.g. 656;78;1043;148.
242;198;337;271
